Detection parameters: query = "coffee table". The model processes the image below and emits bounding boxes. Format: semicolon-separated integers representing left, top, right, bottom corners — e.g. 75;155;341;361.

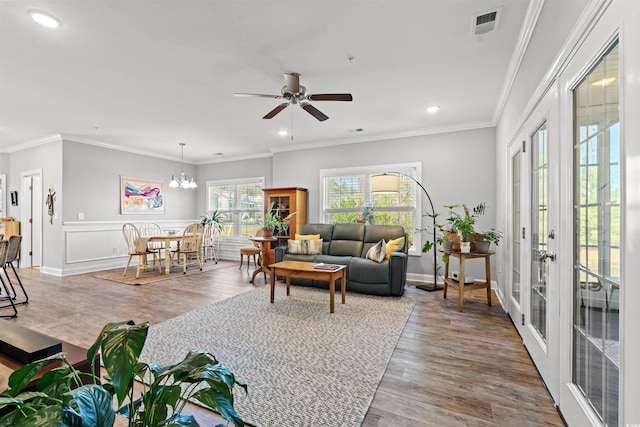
269;260;347;313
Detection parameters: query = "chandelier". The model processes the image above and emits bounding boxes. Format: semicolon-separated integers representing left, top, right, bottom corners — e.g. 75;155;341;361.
169;143;198;189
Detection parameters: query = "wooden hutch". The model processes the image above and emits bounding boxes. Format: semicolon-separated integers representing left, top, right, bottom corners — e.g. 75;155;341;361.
262;187;307;246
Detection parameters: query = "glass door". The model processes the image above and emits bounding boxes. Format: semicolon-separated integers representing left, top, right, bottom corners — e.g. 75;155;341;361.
511;84;561;402
571;41;620;427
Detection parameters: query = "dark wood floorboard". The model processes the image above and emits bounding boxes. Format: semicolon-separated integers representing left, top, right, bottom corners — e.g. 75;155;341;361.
2;264;563;426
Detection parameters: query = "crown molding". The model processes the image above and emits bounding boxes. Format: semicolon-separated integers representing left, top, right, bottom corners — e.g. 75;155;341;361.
492;0;546;124
3;133;63;153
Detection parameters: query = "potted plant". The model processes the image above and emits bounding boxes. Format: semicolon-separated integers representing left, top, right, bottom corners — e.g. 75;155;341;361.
361;203;375;224
470;228;503;253
200;209;224;232
262;202;296;237
0;321;247;427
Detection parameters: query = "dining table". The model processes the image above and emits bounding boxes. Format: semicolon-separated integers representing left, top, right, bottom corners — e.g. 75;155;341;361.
148;234;186;275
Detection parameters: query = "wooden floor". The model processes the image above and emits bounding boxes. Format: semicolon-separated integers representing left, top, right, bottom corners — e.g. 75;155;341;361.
1;263;564;426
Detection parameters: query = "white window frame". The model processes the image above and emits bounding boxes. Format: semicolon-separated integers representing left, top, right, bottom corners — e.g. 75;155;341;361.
205;176;265;240
319;162;422;254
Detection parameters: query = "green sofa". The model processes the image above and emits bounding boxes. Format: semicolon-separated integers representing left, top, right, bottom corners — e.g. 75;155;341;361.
273;223;408;296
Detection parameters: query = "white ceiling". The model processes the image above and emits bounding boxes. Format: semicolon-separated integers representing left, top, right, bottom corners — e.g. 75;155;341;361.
0;0;532;164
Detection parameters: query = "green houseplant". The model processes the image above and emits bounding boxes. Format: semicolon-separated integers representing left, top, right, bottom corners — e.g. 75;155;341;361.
262;202;296;237
0;320;247;427
200;209;224;233
361;203;375;224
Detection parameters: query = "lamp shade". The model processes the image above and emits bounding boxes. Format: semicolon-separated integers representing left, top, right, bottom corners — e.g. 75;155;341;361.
371;174;400;193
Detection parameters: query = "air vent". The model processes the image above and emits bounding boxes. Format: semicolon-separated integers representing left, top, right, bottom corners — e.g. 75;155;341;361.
348;128;364;133
472;7;502;36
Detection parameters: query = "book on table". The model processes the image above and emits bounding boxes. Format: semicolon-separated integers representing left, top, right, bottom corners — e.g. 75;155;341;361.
314;263;342;271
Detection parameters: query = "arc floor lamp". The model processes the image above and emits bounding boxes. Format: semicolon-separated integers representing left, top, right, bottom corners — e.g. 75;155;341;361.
370;172;442;291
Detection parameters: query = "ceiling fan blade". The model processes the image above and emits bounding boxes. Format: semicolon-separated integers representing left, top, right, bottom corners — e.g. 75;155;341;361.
263;103;289;119
307;93;353;102
284;73;300;93
234;93;282;99
301;103;329;121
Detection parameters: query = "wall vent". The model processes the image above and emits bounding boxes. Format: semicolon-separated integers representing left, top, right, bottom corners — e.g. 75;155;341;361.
472;7;502;36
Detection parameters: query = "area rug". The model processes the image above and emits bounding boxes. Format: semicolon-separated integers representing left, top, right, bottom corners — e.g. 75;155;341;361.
140;285;416;427
93;260;236;285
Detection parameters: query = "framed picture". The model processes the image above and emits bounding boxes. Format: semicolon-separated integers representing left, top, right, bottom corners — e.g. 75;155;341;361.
120;176;165;215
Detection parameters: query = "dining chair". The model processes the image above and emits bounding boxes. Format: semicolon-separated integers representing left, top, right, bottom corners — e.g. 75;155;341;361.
173;222;204;274
202;222;219;264
239;228;263;271
1;235;28;305
139;222;165;261
122;223;161;278
0;240;17;318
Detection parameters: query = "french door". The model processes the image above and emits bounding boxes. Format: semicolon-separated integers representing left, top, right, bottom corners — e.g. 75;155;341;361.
509;83;561;401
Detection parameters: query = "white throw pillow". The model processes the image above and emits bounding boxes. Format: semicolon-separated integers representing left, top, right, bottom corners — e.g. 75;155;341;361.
366;239;387;263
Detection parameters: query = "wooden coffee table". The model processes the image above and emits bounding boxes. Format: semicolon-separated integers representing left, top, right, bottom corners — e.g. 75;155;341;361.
269;260;347;313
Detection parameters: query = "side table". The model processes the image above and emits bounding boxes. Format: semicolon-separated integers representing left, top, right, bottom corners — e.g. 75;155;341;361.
443;250;494;312
249;236;278;284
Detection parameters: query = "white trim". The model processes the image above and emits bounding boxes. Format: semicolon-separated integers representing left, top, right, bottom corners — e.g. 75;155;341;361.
501;0;613;148
3;134;63;153
493;0;546;124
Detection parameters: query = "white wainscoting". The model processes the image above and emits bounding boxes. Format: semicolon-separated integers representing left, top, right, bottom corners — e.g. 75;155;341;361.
59;220;195;276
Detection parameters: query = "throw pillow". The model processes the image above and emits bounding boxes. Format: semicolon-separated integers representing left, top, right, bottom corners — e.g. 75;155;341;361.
366;239;387;263
294;233;321;240
385;236;405;259
288;238;323;255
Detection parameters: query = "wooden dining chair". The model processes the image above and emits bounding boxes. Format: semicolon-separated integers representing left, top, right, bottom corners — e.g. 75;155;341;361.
122;223;161;278
239;228;264;275
173;222;204;274
202;222;219;264
139;222;165;261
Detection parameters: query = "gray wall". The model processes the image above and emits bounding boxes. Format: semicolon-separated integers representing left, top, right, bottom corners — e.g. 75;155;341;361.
63;140;198;222
272;127;497;278
9;139;63;269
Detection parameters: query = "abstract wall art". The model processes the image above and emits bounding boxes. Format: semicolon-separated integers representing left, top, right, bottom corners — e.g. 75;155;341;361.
120;176;165;214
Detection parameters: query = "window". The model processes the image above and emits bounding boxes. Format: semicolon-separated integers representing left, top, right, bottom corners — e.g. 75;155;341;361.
320;163;420;249
205;177;264;238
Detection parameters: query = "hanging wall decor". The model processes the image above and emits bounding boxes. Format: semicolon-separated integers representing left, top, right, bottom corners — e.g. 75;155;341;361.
120;176;165;215
46;187;56;224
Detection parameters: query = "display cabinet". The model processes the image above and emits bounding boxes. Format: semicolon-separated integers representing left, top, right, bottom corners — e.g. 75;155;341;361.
262;187;307;245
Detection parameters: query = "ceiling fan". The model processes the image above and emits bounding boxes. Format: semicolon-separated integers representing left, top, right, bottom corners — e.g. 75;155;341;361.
234;72;353;121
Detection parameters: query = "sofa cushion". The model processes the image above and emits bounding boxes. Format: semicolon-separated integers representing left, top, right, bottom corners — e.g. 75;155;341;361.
288;239;323;255
300;224;334;254
329;223;364;256
365;239;387;262
349;256;390;284
361;225;406;258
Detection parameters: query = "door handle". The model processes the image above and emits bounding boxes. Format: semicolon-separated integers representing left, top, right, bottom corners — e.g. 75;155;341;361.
539;250;556;262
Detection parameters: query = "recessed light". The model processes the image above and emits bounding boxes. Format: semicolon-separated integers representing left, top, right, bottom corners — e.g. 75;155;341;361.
278;130;288;137
426;105;440;114
28;10;62;28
